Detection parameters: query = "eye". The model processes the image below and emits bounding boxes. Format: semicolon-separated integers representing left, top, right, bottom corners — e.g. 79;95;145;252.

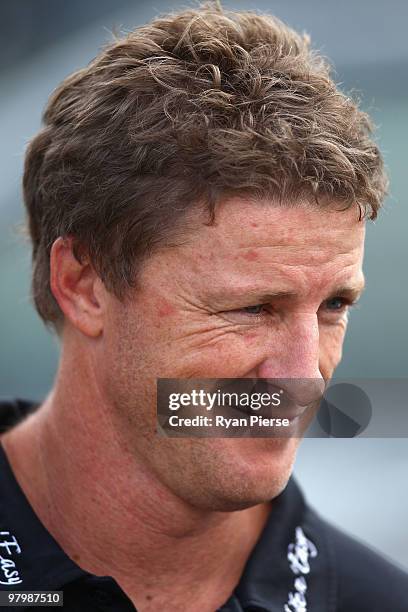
326;297;347;310
241;304;265;315
323;296;357;313
218;303;270;325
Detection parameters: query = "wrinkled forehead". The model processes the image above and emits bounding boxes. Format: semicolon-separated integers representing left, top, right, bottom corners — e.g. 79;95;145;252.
145;196;366;303
184;195;366;256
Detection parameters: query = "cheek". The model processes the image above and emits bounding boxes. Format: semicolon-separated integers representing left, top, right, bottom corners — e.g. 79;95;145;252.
319;322;348;376
175;330;262;378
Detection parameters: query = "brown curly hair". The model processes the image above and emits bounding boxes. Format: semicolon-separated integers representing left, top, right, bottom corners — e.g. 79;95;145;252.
23;2;388;328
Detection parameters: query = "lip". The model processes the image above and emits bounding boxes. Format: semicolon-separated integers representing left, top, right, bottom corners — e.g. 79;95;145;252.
223;398;310;422
248;404;310;421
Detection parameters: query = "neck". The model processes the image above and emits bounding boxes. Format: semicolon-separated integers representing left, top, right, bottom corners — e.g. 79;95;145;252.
1;353;271;611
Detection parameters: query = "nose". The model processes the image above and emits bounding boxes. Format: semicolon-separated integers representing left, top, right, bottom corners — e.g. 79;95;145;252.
256;313;325;406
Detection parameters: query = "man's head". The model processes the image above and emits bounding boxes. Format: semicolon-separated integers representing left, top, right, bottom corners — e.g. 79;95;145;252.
23;3;386;510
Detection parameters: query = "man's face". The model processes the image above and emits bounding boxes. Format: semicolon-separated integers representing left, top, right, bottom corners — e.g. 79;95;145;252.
99;197;365;510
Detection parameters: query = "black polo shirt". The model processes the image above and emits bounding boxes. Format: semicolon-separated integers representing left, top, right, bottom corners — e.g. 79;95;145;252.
1;399;407;611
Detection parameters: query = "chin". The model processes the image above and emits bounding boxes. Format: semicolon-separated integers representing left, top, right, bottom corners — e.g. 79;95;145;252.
186;437;299;512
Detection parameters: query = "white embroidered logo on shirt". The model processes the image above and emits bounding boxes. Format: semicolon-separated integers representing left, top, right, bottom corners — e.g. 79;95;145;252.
284;526;317;612
0;531;23;585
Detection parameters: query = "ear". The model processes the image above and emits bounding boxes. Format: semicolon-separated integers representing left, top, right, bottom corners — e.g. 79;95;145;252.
49;237;105;337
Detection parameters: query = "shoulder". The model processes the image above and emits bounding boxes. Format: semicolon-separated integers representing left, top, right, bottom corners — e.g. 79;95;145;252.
308;506;408;611
0;398;39;433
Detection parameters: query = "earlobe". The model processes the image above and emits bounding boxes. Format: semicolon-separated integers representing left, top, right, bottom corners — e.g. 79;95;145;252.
49;237;104;338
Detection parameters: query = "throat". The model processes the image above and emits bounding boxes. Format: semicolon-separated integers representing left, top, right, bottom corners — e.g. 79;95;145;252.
114;500;272;612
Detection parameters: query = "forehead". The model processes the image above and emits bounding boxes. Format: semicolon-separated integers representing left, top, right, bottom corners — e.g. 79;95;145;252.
197;196;365;252
172;196;366;298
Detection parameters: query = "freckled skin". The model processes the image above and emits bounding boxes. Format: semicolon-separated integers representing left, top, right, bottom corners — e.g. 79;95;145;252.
0;195;367;611
98;197;366;511
242;249;259;261
156;298;176;317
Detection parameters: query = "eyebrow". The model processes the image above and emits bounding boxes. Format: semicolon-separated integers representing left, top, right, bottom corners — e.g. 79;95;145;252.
206;280;366;307
327;282;366;301
252;285;365;303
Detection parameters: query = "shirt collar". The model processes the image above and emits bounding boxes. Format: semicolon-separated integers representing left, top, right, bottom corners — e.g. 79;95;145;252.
0;441;88;591
233;480;336;611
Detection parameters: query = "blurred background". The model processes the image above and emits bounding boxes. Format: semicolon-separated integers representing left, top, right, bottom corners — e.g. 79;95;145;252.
1;0;407;569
